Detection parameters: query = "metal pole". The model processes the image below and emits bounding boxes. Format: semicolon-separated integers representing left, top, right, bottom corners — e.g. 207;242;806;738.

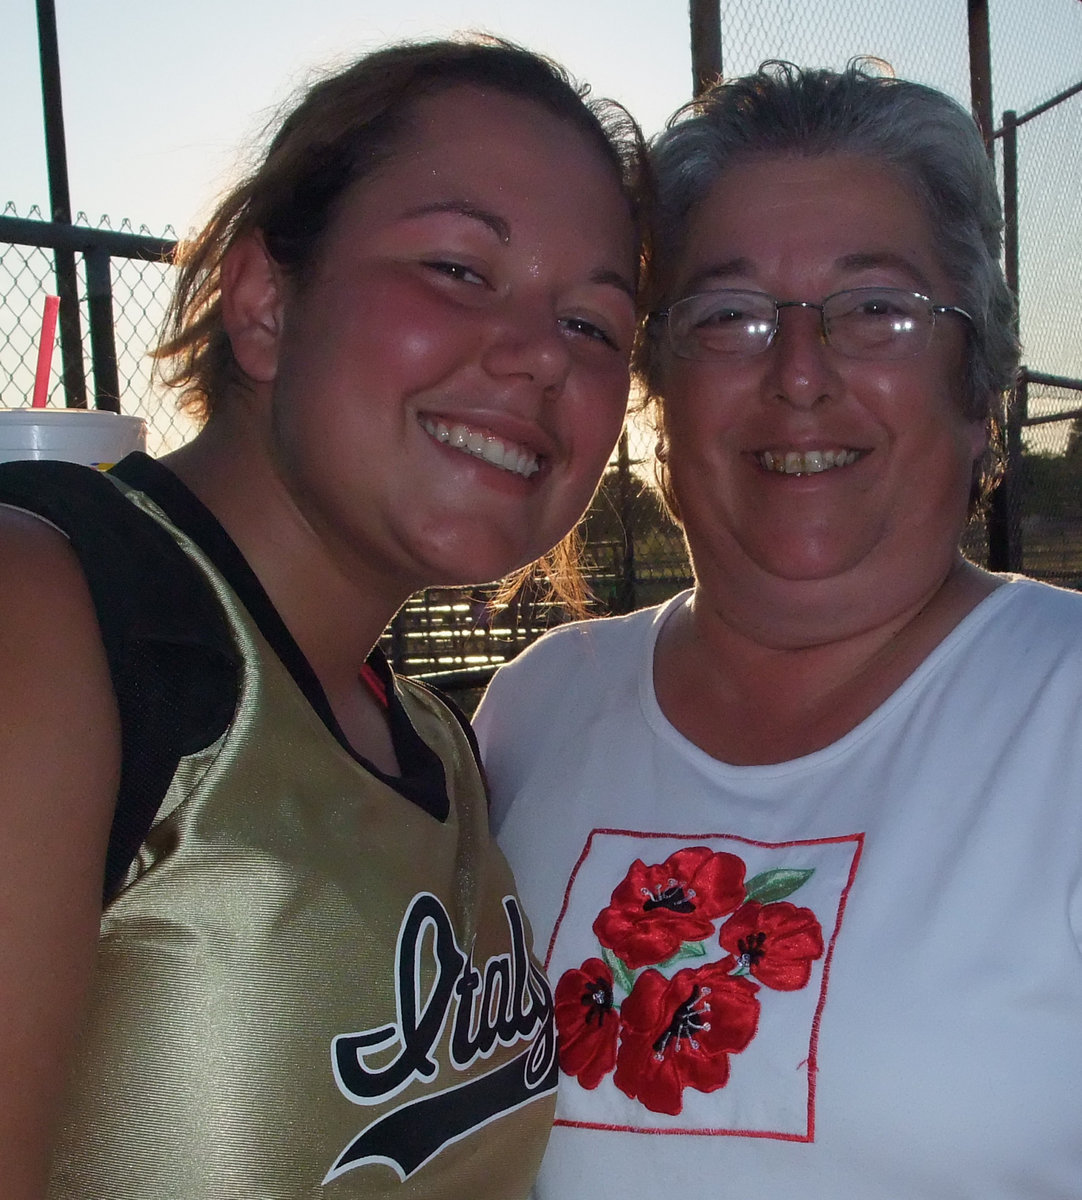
986;111;1018;572
84;248;121;411
1004;372;1025;573
995;111;1023;573
994;78;1082;134
36;0;88;408
614;429;636;614
689;0;722;97
967;0;994;150
1001;112;1019;308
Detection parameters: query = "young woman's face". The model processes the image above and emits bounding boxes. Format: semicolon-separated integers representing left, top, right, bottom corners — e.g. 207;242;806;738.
259;85;637;596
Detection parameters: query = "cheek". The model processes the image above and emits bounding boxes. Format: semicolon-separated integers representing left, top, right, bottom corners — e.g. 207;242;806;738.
355;323;462;399
835;358;901;409
595;378;634;469
661;369;739;454
306;270;475;367
566;359;632;445
345;284;475;381
840;359;962;439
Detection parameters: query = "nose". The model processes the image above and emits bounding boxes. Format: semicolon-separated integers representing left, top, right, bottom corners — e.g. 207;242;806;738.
480;302;572;393
762;303;841;409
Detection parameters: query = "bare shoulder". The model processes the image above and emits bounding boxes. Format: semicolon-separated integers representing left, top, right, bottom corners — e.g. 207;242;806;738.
0;503;122;771
0;504;121;1197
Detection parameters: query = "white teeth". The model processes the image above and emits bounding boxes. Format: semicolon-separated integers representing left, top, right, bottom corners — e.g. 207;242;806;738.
421;418;541;479
759;448;859;475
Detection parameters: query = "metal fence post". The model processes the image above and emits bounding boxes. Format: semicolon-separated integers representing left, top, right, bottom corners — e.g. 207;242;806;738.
987;110;1019;571
36;0;87;408
84;246;121;411
689;0;722;95
967;0;994;149
1002;111;1019;307
1003;371;1027;573
614;428;636;614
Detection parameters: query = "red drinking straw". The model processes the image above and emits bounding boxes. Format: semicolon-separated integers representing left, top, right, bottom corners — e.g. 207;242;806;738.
31;294;61;408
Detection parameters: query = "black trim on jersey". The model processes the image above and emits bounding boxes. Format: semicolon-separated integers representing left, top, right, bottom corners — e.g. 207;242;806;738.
111;453;451;821
0;453;462;903
0;458;240;902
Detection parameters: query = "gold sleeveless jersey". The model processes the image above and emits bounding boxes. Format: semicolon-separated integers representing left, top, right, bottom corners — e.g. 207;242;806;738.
46;480;556;1199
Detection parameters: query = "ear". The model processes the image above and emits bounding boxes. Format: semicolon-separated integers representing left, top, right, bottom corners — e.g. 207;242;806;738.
220;232;285;385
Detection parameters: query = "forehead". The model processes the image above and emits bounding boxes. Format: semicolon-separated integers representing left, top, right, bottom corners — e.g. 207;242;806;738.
319;84;636;277
675;153;949;297
366;84;622;210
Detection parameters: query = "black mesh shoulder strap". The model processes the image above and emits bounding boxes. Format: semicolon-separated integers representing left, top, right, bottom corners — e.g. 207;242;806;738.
0;459;240;901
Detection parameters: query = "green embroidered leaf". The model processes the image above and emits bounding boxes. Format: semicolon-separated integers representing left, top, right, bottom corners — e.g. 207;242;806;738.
744;867;815;904
653;941;707;972
601;945;636;995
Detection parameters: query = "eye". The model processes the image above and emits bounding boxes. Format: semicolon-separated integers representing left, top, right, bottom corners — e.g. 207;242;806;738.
423;259;490;288
559;315;620;350
859;300;902;316
697;304;748;328
684;292;768;331
845;291;914;318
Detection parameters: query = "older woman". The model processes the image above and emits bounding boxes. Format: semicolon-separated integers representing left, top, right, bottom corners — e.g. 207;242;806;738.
475;63;1082;1199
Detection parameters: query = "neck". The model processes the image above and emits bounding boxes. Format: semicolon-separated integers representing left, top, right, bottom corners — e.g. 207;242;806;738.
655;556;999;765
162;415;409;708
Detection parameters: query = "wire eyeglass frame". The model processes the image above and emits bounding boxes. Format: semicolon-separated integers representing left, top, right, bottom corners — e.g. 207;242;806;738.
649;287;973;362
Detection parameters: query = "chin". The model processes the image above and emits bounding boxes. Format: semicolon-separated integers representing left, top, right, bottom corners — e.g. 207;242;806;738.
735;539;873;585
414;538;538;592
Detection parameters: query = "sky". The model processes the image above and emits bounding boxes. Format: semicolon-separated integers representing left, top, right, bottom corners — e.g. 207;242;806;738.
2;0;1081;435
4;0;694;235
4;0;1079;236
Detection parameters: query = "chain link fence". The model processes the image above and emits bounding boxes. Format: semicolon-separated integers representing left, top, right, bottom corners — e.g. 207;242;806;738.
0;203;195;453
994;73;1082;584
2;2;1080;694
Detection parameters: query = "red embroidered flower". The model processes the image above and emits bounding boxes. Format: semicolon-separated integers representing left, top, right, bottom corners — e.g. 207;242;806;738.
554;958;620;1089
613;962;760;1115
593;847;746;970
719;900;824;991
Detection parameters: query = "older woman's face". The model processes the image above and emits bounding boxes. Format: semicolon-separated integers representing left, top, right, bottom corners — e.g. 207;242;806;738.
658;153;986;611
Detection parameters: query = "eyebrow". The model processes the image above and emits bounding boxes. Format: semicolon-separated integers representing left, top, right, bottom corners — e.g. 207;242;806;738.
680;258;753;296
592;267;638;303
835;251;935;294
681;252;937;299
401;200;511;244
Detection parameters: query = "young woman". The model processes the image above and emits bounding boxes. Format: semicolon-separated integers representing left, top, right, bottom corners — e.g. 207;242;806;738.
0;37;646;1199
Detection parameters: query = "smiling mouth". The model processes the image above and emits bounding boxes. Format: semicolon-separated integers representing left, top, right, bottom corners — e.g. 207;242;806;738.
420;417;541;479
757;448;863;476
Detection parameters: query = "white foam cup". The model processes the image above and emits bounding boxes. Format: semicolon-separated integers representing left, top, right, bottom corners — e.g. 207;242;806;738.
0;408;147;469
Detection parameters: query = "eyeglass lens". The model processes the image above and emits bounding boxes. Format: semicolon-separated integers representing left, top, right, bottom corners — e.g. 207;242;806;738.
670;288;935;361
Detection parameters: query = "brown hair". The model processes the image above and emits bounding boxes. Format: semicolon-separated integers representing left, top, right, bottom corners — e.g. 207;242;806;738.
154;34;651;612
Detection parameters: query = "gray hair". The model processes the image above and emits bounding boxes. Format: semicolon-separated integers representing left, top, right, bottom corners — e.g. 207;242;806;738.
638;60;1019;507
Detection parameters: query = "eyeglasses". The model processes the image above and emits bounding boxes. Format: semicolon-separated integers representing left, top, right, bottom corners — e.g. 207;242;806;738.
649;287;973;362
